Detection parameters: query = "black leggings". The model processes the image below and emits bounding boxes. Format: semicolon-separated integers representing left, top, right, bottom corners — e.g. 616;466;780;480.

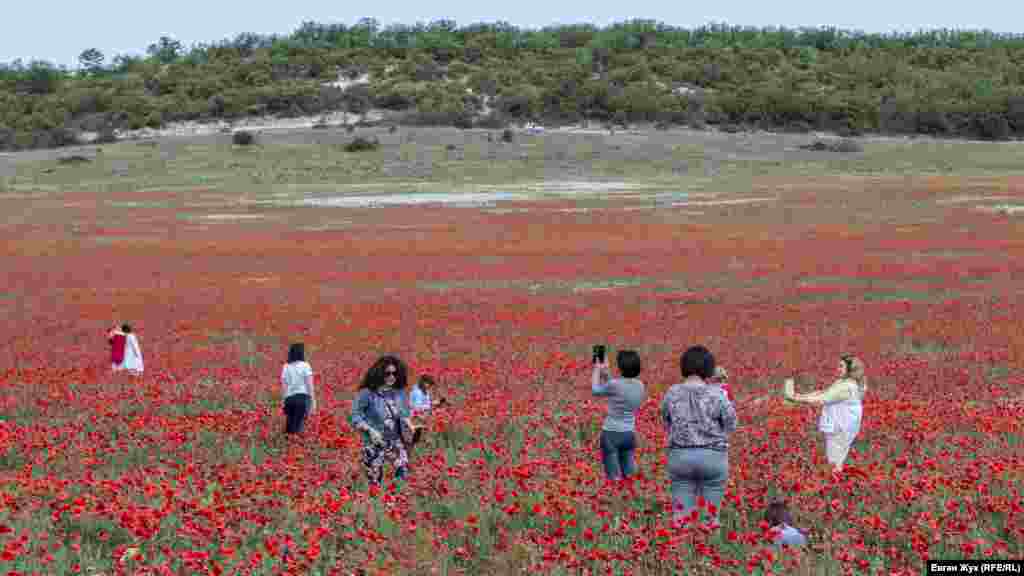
284;394;310;434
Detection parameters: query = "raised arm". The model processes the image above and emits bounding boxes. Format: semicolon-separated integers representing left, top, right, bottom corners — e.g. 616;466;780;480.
786;379;855;405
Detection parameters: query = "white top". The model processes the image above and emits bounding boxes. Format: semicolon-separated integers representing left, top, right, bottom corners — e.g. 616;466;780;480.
122;334;144;374
818;380;863;436
409;385;431;412
281;361;313;398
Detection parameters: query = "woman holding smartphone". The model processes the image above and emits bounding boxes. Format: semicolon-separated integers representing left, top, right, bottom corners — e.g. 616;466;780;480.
590;345;646;482
784;354;867;476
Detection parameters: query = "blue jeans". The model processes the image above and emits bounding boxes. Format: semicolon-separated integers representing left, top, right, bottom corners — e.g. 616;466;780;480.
600;430;636;480
668;448;729;525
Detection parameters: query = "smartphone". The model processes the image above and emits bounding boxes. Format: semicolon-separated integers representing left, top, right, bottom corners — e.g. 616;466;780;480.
593;345;606;364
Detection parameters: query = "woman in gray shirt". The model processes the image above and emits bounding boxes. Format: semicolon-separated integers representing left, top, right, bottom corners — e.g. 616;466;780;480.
592;349;646;481
661;346;737;528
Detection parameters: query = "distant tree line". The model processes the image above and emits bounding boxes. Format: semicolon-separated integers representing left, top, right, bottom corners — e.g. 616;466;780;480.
2;19;1024;150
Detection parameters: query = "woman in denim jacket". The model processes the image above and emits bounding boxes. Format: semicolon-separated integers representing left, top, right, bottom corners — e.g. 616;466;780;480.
350;355;418;486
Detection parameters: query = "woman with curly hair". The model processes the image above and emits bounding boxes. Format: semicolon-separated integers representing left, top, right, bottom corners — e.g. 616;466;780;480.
785;354;868;475
350;355;420;486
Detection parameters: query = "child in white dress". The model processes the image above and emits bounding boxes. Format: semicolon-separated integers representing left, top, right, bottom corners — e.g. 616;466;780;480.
120;324;144;376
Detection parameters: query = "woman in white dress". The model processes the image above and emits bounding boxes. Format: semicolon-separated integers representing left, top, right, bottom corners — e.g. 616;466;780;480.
120;324;144;376
784;354;867;476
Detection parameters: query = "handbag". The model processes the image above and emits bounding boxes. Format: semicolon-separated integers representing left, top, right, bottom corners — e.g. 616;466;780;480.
382;392;421;447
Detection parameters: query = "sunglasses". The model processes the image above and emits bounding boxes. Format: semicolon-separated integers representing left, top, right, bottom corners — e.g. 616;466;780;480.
384;367;398;376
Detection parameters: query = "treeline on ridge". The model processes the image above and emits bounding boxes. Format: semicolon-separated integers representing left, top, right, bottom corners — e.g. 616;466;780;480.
2;19;1024;151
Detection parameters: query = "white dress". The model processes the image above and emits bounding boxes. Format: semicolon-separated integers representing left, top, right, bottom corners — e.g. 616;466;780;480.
122;334;144;374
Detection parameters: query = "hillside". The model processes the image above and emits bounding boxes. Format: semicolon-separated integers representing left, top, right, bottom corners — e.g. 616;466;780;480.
3;19;1024;151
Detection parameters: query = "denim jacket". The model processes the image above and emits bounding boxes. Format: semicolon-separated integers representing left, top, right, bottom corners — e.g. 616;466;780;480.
350;388;411;445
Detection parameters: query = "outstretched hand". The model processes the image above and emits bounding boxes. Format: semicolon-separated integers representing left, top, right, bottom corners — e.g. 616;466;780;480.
784;378;796;400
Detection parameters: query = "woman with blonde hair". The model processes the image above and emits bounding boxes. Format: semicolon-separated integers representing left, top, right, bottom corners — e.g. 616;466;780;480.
784;354;867;475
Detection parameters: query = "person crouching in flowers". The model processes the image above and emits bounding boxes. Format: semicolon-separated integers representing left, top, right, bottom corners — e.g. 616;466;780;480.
784;354;867;476
350;355;420;486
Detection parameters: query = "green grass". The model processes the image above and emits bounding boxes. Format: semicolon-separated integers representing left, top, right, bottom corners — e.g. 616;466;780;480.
7;132;1024;207
861;289;959;302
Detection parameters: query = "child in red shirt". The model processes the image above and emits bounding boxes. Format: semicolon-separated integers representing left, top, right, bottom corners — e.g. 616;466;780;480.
108;326;127;370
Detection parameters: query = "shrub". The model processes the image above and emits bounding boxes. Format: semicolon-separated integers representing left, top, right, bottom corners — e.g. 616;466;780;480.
5;22;1024;152
975;114;1011;140
476;112;507;129
374;83;418;110
403;109;471;127
232;130;257;146
915;109;950;135
342;84;374;114
96;125;118;143
799;138;863;153
343;136;379;152
1007;95;1024;134
48;128;80;148
0;126;14;151
57;154;92;164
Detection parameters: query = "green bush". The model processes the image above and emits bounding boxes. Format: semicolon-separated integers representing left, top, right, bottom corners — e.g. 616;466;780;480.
232;130;257;145
344;135;379;152
2;22;1024;150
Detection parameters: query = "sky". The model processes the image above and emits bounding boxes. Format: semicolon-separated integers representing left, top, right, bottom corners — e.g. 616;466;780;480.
3;1;1023;68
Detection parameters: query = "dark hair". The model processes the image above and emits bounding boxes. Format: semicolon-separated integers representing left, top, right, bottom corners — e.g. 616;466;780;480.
287;343;305;364
616;350;642;378
418;374;436;389
764;500;793;527
361;355;408;390
121;324;132;333
681;346;715;379
840;354;855;375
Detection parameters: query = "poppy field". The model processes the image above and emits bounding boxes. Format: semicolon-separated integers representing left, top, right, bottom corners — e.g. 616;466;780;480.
1;130;1023;575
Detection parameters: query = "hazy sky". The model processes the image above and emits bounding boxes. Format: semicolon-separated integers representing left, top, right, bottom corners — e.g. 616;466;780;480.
4;1;1022;68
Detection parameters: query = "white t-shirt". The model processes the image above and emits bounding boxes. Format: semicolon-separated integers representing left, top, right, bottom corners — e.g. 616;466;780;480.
281;361;313;398
818;380;863;436
409;385;432;412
